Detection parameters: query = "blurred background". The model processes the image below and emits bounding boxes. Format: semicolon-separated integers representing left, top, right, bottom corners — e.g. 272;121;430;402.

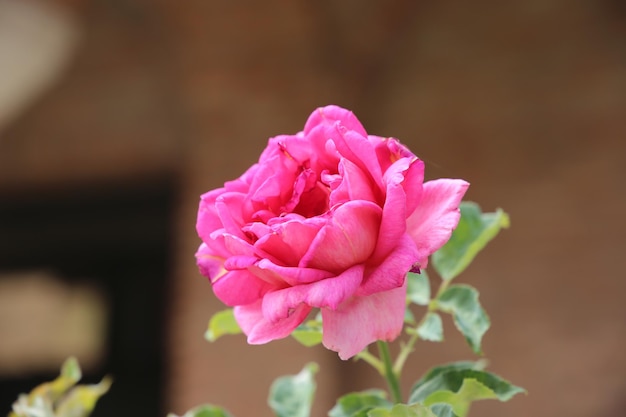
1;0;625;416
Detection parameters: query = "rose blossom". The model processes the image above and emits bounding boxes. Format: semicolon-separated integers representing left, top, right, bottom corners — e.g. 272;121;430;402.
196;105;468;359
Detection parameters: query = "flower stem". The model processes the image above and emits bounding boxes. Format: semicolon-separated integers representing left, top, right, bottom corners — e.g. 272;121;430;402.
393;306;431;375
377;341;402;404
355;350;385;375
393;333;419;375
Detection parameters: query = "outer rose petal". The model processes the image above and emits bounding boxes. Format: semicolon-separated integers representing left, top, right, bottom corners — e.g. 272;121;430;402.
261;264;364;323
370;182;408;263
197;188;226;242
235;300;312;344
321;283;407;360
358;234;418;296
255;259;333;286
212;269;274;306
195;242;226;281
406;179;470;263
400;158;424;216
215;192;247;238
304;105;367;137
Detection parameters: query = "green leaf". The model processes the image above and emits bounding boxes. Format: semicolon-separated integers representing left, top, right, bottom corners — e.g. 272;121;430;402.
328;390;392;417
404;307;417;325
268;363;318;417
406;271;430;306
408;369;525;415
55;376;112;417
424;378;498;417
205;309;242;342
367;403;436;417
167;404;234;417
30;357;82;403
432;202;509;281
428;404;458;417
416;313;443;342
292;320;323;347
411;362;484;391
435;285;490;354
10;357;111;417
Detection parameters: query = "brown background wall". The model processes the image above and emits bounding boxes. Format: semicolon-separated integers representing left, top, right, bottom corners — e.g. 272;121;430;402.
1;0;625;416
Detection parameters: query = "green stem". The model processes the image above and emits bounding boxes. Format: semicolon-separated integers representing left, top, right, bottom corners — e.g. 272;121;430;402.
377;341;403;404
355;350;385;375
435;278;451;299
395;276;449;375
393;333;419;375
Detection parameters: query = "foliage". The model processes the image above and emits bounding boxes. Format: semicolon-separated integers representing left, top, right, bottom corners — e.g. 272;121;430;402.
8;357;111;417
205;309;242;342
268;363;318;417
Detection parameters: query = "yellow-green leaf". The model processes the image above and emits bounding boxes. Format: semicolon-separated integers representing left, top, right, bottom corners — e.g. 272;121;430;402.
167;404;234;417
30;357;82;403
367;403;436;417
55;376;112;417
409;369;525;414
205;309;242;342
432;202;509;281
292;320;323;347
424;378;497;416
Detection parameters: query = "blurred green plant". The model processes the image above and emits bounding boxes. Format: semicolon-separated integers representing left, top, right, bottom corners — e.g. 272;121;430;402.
8;357;111;417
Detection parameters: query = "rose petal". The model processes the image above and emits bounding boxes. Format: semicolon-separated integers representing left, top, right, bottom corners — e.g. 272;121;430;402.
256;258;333;286
213;269;274;306
304;105;367;137
197;188;225;242
294;180;331;218
255;217;324;266
406;179;470;263
381;155;424;217
329;158;378;207
234;300;312;344
321;283;407;360
370;182;407;263
300;201;381;272
249;154;296;212
304;106;368;174
400;158;424;216
215;192;247;238
195;242;226;281
269;134;311;164
222;233;256;257
242;221;272;240
332;126;384;192
358;233;418;296
224;255;258;270
261;264;364;323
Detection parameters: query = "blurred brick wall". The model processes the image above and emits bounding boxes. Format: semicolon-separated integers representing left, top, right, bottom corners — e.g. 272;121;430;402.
1;0;625;416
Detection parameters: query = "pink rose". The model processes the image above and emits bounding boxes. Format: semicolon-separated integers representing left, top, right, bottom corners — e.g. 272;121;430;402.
196;105;468;359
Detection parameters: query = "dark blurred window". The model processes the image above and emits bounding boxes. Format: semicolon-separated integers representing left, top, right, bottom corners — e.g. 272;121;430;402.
0;181;174;417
